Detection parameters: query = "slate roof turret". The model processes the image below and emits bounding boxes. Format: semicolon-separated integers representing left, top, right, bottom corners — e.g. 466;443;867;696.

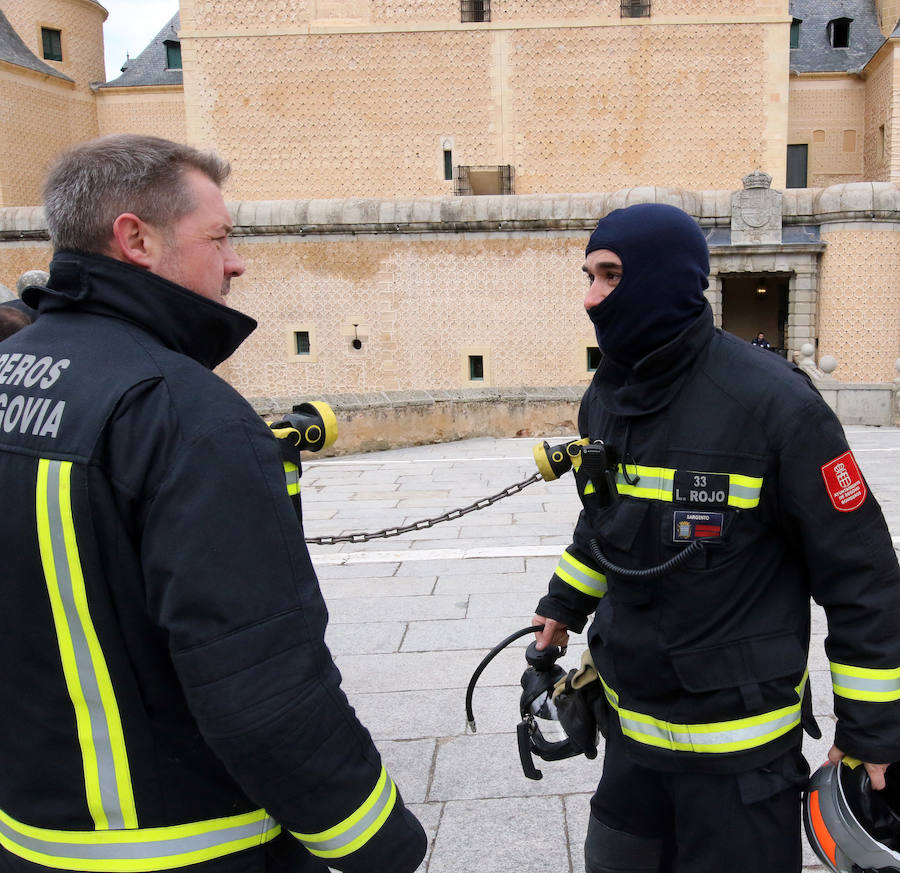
789;0;886;73
100;13;182;88
0;8;73;82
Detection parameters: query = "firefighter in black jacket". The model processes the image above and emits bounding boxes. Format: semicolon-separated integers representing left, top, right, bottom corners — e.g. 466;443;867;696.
532;203;900;873
0;135;426;873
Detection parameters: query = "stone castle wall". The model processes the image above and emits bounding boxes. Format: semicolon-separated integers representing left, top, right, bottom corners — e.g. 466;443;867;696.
0;0;104;206
178;9;790;198
3;0;106;91
95;88;188;142
3;185;897;398
0;72;99;207
818;223;900;382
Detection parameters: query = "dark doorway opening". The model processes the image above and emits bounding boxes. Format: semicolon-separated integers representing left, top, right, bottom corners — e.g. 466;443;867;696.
721;274;790;357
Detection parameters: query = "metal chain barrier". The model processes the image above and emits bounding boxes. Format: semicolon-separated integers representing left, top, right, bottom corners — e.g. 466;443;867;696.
305;471;543;545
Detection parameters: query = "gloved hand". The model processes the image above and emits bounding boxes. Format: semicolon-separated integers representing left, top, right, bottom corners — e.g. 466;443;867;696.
551;649;608;759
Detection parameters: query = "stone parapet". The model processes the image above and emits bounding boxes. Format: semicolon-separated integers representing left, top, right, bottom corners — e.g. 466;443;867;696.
251;386;584;456
3;184;899;240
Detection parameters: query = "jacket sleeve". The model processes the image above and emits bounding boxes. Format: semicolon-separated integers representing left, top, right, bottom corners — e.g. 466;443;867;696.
139;414;426;873
536;508;606;633
774;379;900;763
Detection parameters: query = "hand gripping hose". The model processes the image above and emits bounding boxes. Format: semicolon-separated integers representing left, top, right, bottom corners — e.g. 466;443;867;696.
465;625;543;733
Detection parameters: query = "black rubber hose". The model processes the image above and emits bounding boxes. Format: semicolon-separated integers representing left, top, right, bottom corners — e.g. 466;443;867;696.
465;624;543;732
589;537;706;579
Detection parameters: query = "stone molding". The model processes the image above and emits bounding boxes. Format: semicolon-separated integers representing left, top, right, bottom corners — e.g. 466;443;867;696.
4;183;898;241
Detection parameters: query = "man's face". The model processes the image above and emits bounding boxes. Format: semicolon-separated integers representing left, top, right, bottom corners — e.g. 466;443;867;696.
152;169;245;305
582;249;623;311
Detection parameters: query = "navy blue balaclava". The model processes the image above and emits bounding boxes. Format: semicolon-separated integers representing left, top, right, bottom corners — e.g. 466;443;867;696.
585;203;710;367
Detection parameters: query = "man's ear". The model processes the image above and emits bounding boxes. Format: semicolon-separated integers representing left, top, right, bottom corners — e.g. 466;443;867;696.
110;213;164;269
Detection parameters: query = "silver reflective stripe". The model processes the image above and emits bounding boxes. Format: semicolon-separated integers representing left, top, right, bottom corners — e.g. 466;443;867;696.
614;470;671;496
301;773;393;855
602;672;806;754
617;707;800;752
556;552;607;598
284;463;300;496
293;768;397;859
39;459;134;830
729;480;760;502
0;807;280;869
831;663;900;701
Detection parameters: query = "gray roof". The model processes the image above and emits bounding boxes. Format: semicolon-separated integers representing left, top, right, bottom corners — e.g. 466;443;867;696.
789;0;886;73
100;12;182;88
0;7;73;82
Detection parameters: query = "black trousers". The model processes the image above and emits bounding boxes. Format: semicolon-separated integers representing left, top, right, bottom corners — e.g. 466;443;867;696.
588;731;809;873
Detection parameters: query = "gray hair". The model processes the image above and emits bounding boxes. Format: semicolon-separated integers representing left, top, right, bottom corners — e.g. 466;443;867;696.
43;134;231;254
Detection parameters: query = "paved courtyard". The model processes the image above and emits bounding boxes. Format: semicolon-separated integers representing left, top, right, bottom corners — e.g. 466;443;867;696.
301;426;900;873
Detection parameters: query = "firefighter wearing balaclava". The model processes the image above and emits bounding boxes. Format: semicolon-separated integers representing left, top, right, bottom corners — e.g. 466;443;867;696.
531;204;900;873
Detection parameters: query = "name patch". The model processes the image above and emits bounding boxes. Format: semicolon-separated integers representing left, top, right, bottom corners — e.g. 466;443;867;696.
673;470;730;507
821;451;866;512
673;511;724;542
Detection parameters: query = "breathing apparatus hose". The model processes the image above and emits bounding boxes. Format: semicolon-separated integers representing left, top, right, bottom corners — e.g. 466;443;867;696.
589;537;706;579
465;624;544;733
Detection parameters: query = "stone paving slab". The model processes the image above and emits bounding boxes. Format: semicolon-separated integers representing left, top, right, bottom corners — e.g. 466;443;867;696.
306;427;900;873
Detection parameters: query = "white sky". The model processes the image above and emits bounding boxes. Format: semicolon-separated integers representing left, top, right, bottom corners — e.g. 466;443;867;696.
101;0;180;81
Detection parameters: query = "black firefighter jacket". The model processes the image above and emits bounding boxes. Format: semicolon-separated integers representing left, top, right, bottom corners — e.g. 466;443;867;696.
0;252;426;872
537;304;900;774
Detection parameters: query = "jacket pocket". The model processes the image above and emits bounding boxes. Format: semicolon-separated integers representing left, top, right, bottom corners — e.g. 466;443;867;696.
671;632;806;711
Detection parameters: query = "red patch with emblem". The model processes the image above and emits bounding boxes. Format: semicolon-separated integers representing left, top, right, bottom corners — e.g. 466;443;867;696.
820;451;867;512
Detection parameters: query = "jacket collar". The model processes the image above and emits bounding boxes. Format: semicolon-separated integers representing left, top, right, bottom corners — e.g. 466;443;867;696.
24;251;257;370
590;300;715;417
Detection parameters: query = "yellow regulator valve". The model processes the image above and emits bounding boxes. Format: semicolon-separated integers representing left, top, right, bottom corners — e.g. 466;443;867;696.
270;401;338;453
532;438;588;481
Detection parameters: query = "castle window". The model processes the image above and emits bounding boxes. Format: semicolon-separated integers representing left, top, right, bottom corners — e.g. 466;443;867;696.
462;348;490;385
790;18;801;49
786;144;808;188
620;0;650;18
41;28;62;62
454;165;514;196
461;0;490;22
443;149;453;181
828;17;852;48
289;325;318;362
165;40;182;70
586;346;601;372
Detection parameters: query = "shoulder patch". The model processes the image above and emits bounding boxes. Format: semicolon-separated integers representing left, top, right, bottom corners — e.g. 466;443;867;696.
820;451;867;512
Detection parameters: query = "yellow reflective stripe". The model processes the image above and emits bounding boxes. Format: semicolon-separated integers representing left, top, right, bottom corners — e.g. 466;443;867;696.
830;662;900;702
555;550;607;598
583;481;595;495
612;466;762;508
600;672;806;754
0;806;280;872
36;460;137;830
728;473;764;509
291;766;396;859
614;465;675;502
284;462;300;496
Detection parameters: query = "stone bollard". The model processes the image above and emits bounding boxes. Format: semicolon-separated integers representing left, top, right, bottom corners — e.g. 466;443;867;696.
797;343;836;382
16;270;49;295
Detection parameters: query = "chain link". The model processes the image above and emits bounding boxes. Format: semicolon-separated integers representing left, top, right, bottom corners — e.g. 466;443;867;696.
304;471;543;545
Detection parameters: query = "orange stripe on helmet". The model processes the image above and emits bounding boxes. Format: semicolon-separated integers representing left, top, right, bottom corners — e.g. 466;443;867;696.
809;789;838;866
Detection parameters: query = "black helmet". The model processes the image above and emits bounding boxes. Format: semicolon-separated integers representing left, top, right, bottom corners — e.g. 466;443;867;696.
804;759;900;873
